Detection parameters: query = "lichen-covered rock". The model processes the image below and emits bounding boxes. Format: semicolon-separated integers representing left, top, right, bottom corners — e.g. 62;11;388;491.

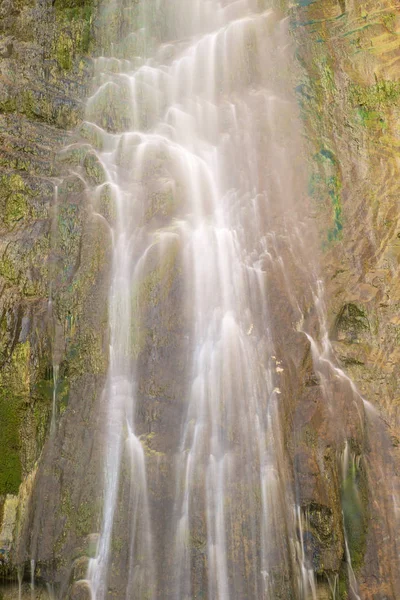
291;0;400;595
0;0;108;583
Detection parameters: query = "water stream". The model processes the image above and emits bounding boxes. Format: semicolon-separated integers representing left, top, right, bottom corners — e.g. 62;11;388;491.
84;1;303;598
17;0;399;599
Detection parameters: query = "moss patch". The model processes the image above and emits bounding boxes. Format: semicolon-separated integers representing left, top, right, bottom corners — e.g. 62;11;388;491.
349;80;400;110
0;342;30;495
54;0;96;70
0;174;33;229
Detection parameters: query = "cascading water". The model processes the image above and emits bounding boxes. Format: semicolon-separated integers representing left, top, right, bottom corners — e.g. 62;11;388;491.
13;1;400;599
84;1;303;597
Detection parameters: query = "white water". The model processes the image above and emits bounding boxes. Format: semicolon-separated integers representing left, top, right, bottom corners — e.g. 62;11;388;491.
85;1;302;598
341;443;362;600
30;559;35;598
67;0;400;598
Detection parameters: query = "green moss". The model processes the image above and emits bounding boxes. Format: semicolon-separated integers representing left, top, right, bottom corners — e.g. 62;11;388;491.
58;144;90;168
0;96;17;114
145;184;178;223
87;80;134;133
56;488;74;552
84;152;106;185
136;242;180;309
319;60;336;96
68;331;107;379
57;377;70;416
318;148;337;164
0;254;19;283
54;199;110;385
308;171;323;197
0;395;22;495
296;0;317;6
76;502;93;536
112;536;123;554
307;503;335;547
0;174;32;229
139;432;165;459
24;236;50;297
130;240;180;356
327;174;343;242
310;151;343;244
349;80;400;111
130;318;148;359
0;234;50;297
33;377;53;447
302;425;317;448
0;342;30;495
97;184;117;223
338;568;349;599
54;0;95;69
20;90;47;122
382;12;396;33
356;107;387;131
56;32;74;70
57;202;83;278
77;122;106;151
58;488;100;548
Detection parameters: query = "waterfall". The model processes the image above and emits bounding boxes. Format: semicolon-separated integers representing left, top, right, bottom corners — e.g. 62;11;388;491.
84;1;304;597
13;0;397;599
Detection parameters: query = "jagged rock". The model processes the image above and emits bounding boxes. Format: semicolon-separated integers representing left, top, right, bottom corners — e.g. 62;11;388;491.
69;581;91;600
72;556;89;581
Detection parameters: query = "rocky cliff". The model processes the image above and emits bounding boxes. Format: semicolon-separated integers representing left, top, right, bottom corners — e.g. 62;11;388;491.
0;0;110;581
290;0;400;596
293;0;400;441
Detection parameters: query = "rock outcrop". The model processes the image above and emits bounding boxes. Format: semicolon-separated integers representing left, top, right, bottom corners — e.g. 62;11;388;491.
290;0;400;596
0;0;111;582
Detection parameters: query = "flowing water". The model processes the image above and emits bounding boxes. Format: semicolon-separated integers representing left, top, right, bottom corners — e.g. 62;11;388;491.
16;0;400;599
84;1;306;598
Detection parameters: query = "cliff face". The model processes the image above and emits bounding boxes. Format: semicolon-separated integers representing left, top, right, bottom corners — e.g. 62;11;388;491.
0;0;399;598
292;0;400;441
290;1;400;596
0;0;110;579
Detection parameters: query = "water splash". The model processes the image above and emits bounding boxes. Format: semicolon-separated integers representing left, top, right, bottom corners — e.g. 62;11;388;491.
295;505;317;600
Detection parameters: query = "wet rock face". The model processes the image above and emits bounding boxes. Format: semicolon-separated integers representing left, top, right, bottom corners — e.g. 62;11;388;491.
0;0;109;583
291;0;400;596
291;0;400;433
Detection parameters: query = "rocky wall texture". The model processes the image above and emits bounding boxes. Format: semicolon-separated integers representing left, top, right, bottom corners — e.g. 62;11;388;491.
289;0;400;597
292;0;400;440
0;0;111;581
